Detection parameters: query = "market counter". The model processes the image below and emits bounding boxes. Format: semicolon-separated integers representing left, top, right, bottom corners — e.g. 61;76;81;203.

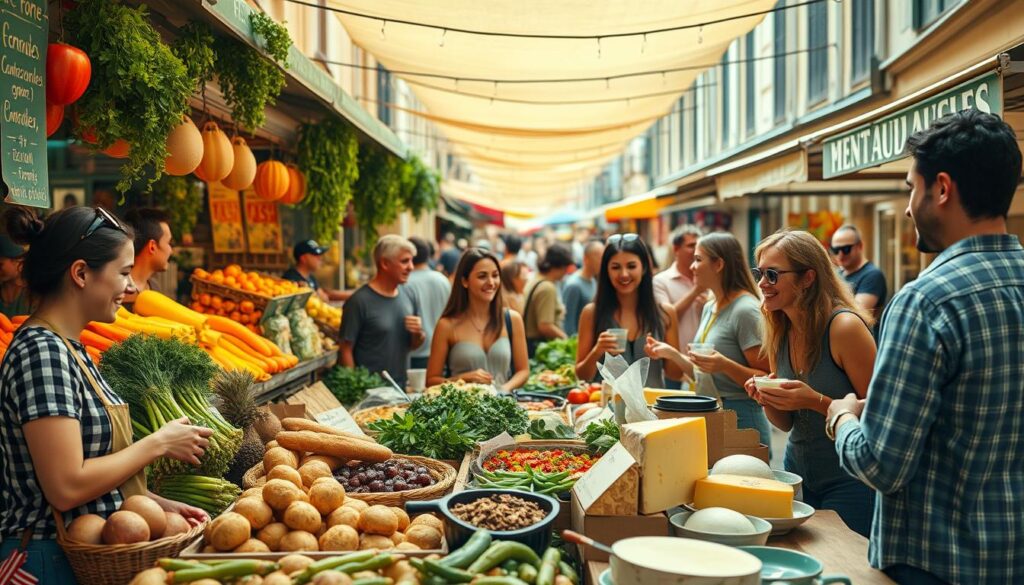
251;349;338;402
583;510;894;584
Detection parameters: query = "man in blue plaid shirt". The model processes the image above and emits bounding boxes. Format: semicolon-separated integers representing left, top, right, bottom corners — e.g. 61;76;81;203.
827;109;1024;584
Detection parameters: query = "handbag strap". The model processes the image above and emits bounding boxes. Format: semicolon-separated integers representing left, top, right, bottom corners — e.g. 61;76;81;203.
504;309;514;381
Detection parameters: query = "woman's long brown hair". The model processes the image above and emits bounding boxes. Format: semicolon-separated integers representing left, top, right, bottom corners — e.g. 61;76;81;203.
698;232;760;299
441;248;505;342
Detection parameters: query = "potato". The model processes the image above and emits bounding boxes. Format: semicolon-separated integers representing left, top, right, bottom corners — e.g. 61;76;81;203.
263;572;292;585
279;530;319;552
263;479;303;511
316;522;328;538
384;560;417;582
278;554;315;574
309;479;346;515
66;514;106;544
256;522;289;552
102;510;150;544
164;512;191;537
394;542;421;551
359;533;395;550
241;487;264;500
318;524;359;551
404;524;442;550
327;506;360;529
390;507;410;532
283;501;322;533
208;512;251;552
234;538;271;553
299;460;334;488
235;497;274;530
313;572;353;585
128;567;168;585
358;505;399;536
268;465;304;490
264;447;299;474
351;572;379;581
121;495;167;539
295;491;311;505
390;531;405;546
342;498;369;513
409;513;443;532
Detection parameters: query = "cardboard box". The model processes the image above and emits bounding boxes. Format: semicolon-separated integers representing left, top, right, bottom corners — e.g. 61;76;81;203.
572;442;639;516
262;403;307;421
653;408;769;465
570;494;669;562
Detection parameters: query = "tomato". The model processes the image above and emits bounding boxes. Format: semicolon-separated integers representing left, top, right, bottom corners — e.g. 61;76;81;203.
47;43;91;106
45;102;63;137
568;388;591;404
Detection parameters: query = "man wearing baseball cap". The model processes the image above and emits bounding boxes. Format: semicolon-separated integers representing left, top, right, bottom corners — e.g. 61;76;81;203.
0;234;28;316
282;239;350;302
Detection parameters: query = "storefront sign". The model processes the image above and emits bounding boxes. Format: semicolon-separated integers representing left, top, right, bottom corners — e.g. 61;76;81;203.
823;71;1002;178
242;189;282;253
0;1;48;208
207;182;246;253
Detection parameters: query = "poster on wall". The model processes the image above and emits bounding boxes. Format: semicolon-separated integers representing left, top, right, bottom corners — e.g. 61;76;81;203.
207;182;246;253
788;211;844;245
242;189;283;253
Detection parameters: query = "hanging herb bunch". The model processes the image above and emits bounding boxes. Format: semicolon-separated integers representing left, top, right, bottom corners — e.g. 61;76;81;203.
171;22;217;90
65;0;193;192
297;117;360;243
150;176;203;241
212;14;291;133
400;155;442;219
353;147;404;241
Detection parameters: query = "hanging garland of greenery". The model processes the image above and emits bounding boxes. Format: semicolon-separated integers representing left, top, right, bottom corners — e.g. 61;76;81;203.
400;155;441;219
171;22;217;90
250;13;292;65
353;148;404;241
213;36;286;134
150;176;203;240
297;118;360;243
65;0;193;192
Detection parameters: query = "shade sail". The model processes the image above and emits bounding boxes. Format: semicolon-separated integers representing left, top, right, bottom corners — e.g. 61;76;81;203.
333;0;774;210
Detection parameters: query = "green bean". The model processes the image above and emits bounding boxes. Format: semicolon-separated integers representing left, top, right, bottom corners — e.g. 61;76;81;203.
535;548;561;585
158;559;209;571
292;551;377;584
558;561;579;585
471;578;530;585
467;542;541;574
170;560;277;583
423;559;475;583
518;563;539;584
352;578;392;585
439;530;493;569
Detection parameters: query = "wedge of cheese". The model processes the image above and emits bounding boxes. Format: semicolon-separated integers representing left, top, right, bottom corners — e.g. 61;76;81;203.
693;474;794;518
642;388;696;405
620;417;707;514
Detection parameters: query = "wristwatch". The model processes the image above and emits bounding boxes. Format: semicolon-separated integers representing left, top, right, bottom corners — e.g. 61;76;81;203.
825;409;857;441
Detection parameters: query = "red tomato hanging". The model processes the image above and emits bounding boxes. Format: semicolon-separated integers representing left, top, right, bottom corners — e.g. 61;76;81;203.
46;43;91;106
45;102;64;137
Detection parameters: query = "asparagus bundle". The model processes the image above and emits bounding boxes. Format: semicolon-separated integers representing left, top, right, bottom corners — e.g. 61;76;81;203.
152;474;241;515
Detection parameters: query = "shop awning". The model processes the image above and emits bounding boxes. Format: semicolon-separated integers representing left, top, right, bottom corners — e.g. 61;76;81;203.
604;187;675;222
712;150;808;199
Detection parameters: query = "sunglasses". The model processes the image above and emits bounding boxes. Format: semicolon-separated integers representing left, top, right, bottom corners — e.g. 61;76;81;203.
830;244;856;256
607;233;639;246
752;267;807;285
81;207;127;241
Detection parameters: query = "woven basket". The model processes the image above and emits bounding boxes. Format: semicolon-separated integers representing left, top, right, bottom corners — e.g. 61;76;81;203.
55;509;205;585
242;455;457;506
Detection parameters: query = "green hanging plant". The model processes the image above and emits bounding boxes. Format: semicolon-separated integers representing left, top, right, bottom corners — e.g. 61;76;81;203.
297;118;360;243
171;22;217;90
401;155;441;219
353;148;404;242
65;0;193;192
250;12;291;66
213;35;286;133
151;176;203;241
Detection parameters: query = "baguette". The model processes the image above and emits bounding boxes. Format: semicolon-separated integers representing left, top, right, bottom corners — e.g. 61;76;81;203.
281;417;378;443
277;431;394;463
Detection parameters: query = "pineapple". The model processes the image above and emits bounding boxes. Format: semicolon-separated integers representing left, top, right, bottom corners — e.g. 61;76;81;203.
213;370;267;487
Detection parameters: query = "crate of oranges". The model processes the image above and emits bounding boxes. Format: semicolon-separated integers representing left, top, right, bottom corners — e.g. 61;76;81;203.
190;265;313;331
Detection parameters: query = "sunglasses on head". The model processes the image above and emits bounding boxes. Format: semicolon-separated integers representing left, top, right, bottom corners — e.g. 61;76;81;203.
607;233;639;246
81;207;127;241
751;267;807;285
830;244;856;256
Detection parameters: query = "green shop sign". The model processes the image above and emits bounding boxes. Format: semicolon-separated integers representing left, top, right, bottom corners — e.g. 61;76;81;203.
0;0;48;208
823;70;1002;179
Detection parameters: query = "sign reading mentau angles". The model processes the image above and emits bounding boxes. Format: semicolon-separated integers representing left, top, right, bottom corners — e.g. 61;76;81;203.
823;71;1002;179
0;0;48;208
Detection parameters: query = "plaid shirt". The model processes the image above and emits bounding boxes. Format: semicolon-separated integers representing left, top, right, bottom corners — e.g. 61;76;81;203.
836;234;1024;583
0;326;123;540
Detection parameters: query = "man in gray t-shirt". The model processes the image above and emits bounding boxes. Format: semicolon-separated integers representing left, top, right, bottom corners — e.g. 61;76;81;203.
406;237;452;369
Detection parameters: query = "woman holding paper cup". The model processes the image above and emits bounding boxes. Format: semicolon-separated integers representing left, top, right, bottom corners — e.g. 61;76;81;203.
426;248;530;390
576;234;682;387
644;232;771;449
743;229;876;536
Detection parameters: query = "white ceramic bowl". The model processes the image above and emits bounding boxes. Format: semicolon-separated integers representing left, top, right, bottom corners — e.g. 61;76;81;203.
685;501;816;536
752;376;790;390
772;469;804;494
610;536;762;585
669;511;772;547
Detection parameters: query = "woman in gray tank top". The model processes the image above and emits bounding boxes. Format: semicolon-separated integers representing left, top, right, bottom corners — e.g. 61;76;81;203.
576;234;681;388
746;229;878;536
426;248;530;390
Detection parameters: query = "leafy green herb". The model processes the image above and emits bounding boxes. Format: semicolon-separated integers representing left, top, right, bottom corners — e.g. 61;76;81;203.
582;419;620;454
171;22;217;89
531;337;579;372
213;35;285;133
527;419;576;440
322;366;384;407
249;13;291;65
353;147;404;243
297;118;360;243
150;176;203;241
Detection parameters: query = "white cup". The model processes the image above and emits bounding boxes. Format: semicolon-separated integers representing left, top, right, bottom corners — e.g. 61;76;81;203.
754;376;789;390
407;369;427;392
689;342;715;356
608;328;628;351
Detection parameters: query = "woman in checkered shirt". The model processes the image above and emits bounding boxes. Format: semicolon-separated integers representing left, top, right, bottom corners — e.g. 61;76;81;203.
0;206;213;583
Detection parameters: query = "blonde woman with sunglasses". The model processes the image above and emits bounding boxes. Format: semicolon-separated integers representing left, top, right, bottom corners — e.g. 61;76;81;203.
744;228;877;536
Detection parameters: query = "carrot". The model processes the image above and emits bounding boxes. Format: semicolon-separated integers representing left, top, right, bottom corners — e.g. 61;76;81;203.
10;315;27;326
0;313;13;333
85;346;103;363
205;315;273;357
79;330;115;352
133;290;207;330
209;344;269;380
87;322;132;342
219;336;279;373
0;329;12;345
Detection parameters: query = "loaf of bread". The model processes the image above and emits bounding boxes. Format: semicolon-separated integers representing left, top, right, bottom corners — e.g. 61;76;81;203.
276;430;394;463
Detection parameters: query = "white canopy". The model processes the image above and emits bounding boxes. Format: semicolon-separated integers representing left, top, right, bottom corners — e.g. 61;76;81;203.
332;0;775;211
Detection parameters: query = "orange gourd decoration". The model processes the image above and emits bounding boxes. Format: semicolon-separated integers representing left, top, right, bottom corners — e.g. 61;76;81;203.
102;139;130;159
221;136;256;191
197;122;233;183
164;116;203;176
280;164;306;205
45;103;64;137
253;160;290;201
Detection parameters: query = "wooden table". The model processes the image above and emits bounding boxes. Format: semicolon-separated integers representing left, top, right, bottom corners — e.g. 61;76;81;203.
584;510;893;584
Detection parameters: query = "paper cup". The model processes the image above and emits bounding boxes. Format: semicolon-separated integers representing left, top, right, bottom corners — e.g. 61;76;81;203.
407;369;427;392
689;342;715;356
608;328;628;351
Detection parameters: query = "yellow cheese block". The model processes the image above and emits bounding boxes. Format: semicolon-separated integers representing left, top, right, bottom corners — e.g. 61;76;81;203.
620;417;708;514
693;474;794;518
642;388;696;405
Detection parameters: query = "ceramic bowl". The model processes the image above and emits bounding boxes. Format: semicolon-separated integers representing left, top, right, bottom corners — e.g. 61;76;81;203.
752;376;791;390
685;501;815;536
772;469;804;494
669;511;772;546
737;546;852;584
610;537;762;585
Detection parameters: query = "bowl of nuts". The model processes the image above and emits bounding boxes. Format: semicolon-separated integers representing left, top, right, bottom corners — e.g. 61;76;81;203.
405;488;560;554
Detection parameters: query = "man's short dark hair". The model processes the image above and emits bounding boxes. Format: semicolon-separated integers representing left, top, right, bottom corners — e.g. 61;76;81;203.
409;236;431;265
504;234;522;255
124;208;171;255
539;242;574;273
904;109;1022;220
